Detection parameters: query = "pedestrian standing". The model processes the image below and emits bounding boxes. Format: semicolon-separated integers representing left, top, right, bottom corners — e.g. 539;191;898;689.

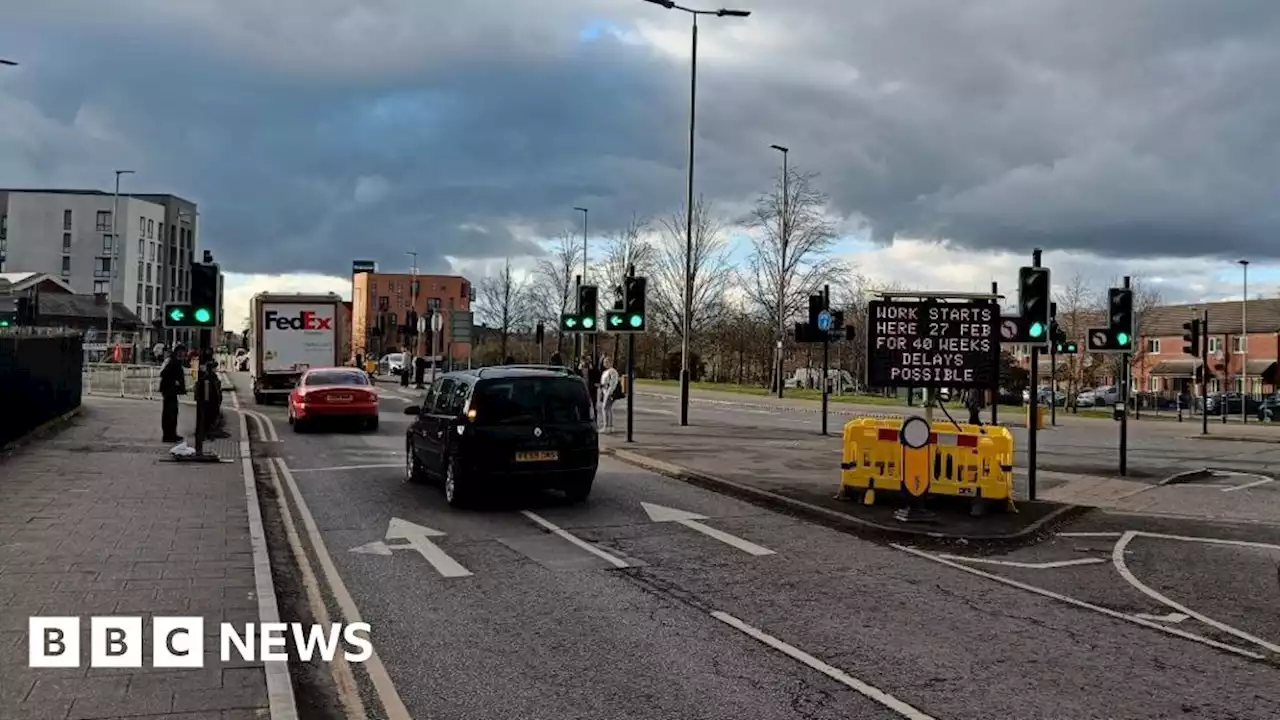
160;345;187;443
598;357;620;432
965;388;983;425
550;351;563;367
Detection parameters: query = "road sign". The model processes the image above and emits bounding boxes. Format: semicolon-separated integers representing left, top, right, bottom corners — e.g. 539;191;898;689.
1086;327;1130;353
1000;318;1018;342
416;315;427;333
450;311;473;344
431;313;443;333
817;309;833;332
866;300;999;389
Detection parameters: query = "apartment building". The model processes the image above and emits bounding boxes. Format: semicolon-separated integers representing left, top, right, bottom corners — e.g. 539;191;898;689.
351;271;473;363
1135;299;1280;396
0;189;201;348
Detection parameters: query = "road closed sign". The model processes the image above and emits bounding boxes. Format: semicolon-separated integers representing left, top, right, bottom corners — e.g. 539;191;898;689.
866;300;999;389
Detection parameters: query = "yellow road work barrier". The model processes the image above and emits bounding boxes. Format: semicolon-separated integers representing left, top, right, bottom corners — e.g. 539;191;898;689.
840;416;1015;507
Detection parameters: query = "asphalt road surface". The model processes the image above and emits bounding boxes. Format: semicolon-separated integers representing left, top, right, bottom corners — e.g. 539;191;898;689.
232;376;1280;720
628;387;1280;480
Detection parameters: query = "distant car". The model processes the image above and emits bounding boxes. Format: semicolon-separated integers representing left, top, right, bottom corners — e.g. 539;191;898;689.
1076;390;1096;407
403;366;598;507
288;367;380;432
1257;395;1280;422
379;352;406;377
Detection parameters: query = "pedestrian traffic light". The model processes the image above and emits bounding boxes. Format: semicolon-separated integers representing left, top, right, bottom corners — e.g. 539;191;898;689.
1183;318;1201;357
1017;266;1051;344
577;284;598;331
535;320;545;345
190;261;220;328
1108;287;1133;349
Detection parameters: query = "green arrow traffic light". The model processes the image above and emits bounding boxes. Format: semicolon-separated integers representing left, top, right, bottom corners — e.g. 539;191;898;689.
193;307;212;324
168;306;186;323
628;314;642;328
1028;321;1044;338
609;314;622;327
0;320;9;327
565;317;577;328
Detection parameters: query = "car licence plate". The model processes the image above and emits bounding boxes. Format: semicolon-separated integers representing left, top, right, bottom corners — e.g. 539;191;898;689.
516;451;558;462
329;394;352;403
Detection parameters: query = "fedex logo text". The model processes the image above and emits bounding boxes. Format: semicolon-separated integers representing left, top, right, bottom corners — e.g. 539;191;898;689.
29;617;372;668
264;309;333;331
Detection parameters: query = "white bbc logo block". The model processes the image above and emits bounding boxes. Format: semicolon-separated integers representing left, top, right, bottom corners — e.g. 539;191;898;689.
91;616;143;668
29;617;81;668
153;617;204;668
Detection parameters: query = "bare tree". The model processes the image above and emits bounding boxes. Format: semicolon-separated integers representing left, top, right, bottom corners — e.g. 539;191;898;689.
594;213;655;309
651;196;735;343
475;258;531;360
744;168;848;389
530;230;582;354
1054;273;1095;399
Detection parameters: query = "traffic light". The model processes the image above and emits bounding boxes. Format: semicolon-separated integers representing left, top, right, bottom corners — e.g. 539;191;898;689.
1108;288;1133;349
16;297;34;326
808;293;824;330
623;276;646;331
578;285;598;332
560;313;581;332
1017;266;1051;343
189;261;220;328
1182;318;1201;357
535;320;545;345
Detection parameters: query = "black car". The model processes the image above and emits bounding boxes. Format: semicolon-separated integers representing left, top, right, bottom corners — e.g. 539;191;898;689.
403;366;599;506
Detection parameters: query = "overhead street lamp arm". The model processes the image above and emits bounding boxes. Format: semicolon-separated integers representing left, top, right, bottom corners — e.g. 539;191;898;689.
0;59;17;66
641;0;751;16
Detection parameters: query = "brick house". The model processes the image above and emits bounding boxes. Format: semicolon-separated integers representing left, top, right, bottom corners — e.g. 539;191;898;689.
1135;299;1280;397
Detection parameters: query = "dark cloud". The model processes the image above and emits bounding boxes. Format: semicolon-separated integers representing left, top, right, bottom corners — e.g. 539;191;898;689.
2;0;1280;279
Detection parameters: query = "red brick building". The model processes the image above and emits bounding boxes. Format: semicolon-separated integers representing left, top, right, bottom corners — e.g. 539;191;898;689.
1135;299;1278;396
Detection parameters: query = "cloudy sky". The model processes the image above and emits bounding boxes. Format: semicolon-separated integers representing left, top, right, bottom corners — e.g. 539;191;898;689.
3;0;1280;327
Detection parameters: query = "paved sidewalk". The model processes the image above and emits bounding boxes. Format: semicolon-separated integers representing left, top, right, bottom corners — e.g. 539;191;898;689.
0;396;288;719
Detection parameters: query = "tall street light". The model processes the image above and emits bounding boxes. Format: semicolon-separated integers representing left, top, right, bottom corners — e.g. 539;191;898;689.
1239;259;1249;423
770;144;788;398
0;59;17;67
574;206;589;365
641;0;751;426
106;169;135;351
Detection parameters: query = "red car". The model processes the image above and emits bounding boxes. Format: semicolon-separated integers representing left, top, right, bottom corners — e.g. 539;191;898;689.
288;367;380;432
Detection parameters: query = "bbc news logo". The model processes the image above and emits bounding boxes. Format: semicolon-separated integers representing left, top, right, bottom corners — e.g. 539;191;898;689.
29;617;372;668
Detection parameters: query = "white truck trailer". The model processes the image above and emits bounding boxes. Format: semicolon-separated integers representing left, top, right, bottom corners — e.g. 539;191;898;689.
250;292;344;404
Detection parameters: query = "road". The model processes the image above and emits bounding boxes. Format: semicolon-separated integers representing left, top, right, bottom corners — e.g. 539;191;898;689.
628;385;1280;480
232;374;1280;719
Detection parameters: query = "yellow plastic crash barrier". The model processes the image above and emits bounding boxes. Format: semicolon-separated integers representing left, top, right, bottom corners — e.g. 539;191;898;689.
840;416;1015;508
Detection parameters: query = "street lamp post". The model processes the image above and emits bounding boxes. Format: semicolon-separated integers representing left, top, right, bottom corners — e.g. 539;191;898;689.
1239;259;1249;423
641;0;751;427
107;169;135;354
770;144;788;398
0;59;17;67
574;207;589;365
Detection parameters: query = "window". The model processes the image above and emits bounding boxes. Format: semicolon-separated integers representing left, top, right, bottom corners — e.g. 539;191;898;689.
169;247;177;265
1208;337;1222;354
169;287;176;301
150;242;156;261
145;286;154;304
428;297;441;311
0;213;7;239
470;377;592;425
102;234;113;252
1234;336;1247;353
147;219;154;238
96;211;111;231
138;239;145;257
460;282;468;299
139;216;145;235
432;379;456;414
1146;339;1160;354
169;225;176;243
63;209;72;230
136;285;143;304
1147;377;1159;392
303;370;369;386
61;233;71;251
378;296;390;311
93;280;109;294
98;257;112;275
61;256;71;273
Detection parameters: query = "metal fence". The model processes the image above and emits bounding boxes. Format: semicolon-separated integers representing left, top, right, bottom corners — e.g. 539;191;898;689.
83;362;164;399
0;330;83;445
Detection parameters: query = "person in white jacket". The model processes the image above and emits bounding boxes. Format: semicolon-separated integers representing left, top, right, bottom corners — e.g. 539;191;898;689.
597;356;620;432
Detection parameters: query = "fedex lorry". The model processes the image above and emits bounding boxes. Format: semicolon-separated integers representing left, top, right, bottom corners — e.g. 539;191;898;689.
250;292;344;404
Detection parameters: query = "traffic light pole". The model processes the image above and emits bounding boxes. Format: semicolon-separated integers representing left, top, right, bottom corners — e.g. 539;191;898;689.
990;281;998;426
626;265;637;443
1119;275;1130;477
820;285;830;436
1027;249;1041;501
1049;343;1057;426
1202;310;1209;436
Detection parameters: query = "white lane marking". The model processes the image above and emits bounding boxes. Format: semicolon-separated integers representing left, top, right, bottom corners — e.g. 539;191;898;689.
892;543;1264;660
1134;612;1190;623
1112;531;1280;655
350;541;394;556
710;611;936;720
230;390;300;720
384;517;472;578
520;510;630;568
288;463;403;474
640;502;775;556
1057;531;1123;538
636;407;677;417
265;460;368;720
270;455;413;718
936;554;1106;569
1222;477;1275;493
1134;531;1280;552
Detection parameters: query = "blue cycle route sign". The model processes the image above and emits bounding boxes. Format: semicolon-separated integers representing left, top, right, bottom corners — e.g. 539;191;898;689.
817;310;833;332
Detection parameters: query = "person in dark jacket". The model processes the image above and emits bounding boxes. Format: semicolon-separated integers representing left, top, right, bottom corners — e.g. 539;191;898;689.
549;351;563;367
206;353;230;439
160;345;187;442
965;388;983;425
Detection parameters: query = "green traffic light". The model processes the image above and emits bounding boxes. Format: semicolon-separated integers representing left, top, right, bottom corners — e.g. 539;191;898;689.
565;317;577;328
168;307;186;322
609;315;622;327
628;314;642;328
193;307;212;324
582;317;595;329
1116;332;1130;346
0;320;9;327
1028;321;1044;338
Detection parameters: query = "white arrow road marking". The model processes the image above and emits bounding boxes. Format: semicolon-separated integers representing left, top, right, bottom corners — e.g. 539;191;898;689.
349;541;394;556
937;554;1107;569
1221;477;1275;492
382;517;473;578
641;502;775;556
1134;612;1190;623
